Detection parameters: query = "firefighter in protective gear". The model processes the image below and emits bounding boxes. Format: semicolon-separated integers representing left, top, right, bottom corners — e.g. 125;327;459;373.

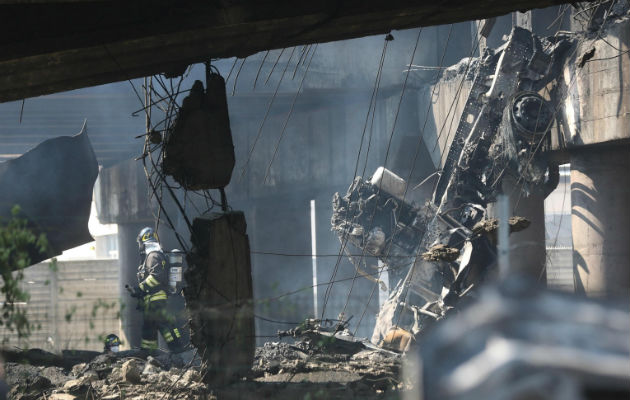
132;227;185;352
103;334;121;353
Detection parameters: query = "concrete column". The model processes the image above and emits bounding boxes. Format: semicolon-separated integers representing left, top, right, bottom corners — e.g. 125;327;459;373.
570;146;630;299
185;212;254;385
488;176;547;283
95;159;154;349
508;180;547;284
117;222;146;349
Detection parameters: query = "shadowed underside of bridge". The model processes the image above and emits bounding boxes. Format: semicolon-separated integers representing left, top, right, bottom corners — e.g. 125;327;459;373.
0;0;585;103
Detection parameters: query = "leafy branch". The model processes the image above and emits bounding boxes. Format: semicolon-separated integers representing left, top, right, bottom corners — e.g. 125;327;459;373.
0;205;52;338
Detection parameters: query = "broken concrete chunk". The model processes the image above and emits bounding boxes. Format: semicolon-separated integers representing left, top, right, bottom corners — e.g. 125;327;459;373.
472;216;530;238
39;366;71;387
108;366;122;382
185;211;255;386
70;363;88;377
163;74;235;190
507;216;530;232
8;375;52;400
0;126;98;264
61;380;84;394
48;394;77;400
142;361;161;376
181;369;202;384
62;372;96;394
121;360;143;384
421;244;460;262
379;328;414;352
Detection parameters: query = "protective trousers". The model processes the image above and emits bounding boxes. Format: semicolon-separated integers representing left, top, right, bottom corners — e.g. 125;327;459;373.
140;298;185;352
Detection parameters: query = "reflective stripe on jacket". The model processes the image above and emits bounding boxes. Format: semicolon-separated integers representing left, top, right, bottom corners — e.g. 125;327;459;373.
143;289;168;304
137;251;169;294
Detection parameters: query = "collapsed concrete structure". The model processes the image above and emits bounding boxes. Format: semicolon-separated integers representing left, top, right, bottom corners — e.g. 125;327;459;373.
331;5;630;353
333;25;570;346
3;3;629;400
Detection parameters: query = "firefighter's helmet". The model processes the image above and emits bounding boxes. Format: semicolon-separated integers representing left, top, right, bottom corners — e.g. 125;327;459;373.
104;334;121;353
137;227;159;253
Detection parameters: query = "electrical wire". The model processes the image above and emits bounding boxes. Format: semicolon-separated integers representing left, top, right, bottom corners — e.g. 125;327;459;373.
319;33;392;321
336;27;424;325
510;0;617;210
353;24;457;335
253;50;270;90
291;45;308;79
238;46;297;180
263;44;318;184
225;57;239;84
265;48;286;85
379;24;485;339
232;57;248;96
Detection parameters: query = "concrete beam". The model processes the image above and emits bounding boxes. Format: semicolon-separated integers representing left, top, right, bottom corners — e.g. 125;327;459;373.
556;16;630;149
0;0;589;102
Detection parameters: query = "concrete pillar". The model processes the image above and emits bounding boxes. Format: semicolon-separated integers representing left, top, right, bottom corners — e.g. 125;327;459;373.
488;176;548;283
185;211;254;385
508;180;547;284
95;159;154;349
570;146;630;299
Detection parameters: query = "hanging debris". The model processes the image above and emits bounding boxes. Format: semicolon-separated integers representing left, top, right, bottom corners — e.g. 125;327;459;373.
162;65;235;190
0;123;98;265
331;168;431;288
332;26;574;349
370;26;575;344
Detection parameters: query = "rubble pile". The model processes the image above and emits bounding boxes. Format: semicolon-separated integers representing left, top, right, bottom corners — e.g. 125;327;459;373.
5;352;210;400
252;340;404;397
4;338;404;400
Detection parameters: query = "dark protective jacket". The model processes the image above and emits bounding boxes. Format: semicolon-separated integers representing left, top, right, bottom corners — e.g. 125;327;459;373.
136;251;169;303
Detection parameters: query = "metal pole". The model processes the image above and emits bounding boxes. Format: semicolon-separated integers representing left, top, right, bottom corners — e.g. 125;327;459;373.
378;260;389;308
497;194;510;279
310;199;318;318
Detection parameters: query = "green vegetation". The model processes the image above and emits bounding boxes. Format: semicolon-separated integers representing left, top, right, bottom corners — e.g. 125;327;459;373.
0;205;52;339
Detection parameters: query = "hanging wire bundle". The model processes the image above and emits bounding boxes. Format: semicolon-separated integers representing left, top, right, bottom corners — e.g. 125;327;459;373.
132;68;228;253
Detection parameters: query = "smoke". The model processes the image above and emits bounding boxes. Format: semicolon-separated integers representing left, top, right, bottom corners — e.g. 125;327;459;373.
0;21;477;343
164;24;477;342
